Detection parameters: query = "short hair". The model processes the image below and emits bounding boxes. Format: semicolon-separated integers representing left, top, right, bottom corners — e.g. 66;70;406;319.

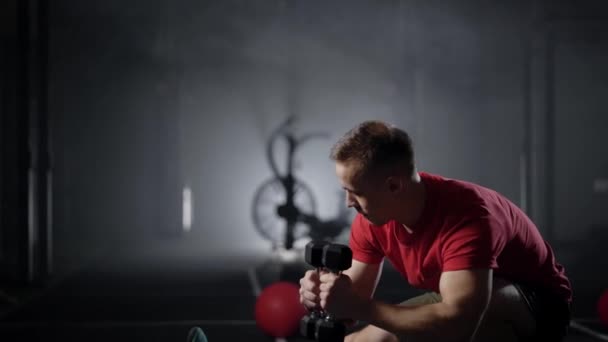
329;121;415;178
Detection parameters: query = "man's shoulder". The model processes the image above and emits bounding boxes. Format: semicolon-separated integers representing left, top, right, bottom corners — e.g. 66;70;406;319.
421;173;501;225
421;172;503;203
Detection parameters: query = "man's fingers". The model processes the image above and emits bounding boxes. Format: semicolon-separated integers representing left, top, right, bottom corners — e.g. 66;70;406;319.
319;283;330;292
319;272;338;283
301;290;319;303
304;270;320;281
302;281;320;294
301;298;321;310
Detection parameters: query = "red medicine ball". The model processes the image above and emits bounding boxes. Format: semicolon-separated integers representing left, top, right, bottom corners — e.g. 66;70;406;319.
255;281;307;338
598;288;608;328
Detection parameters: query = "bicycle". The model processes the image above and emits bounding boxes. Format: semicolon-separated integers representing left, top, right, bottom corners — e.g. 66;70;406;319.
251;116;352;250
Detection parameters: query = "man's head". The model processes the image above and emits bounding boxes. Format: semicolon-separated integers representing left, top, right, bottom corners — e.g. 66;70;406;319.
330;121;416;226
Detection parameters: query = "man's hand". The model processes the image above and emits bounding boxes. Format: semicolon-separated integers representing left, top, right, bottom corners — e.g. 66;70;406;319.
319;270;368;320
299;270;321;310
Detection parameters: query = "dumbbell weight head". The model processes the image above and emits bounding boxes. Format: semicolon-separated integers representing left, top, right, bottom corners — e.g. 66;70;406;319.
304;241;329;268
300;311;321;339
301;241;330;339
315;318;346;342
322;244;352;272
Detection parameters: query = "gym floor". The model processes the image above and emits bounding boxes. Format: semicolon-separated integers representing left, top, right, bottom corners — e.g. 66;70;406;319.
0;237;606;342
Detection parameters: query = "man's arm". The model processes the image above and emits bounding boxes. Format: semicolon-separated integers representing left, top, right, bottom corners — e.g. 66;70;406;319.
356;268;492;341
343;259;383;300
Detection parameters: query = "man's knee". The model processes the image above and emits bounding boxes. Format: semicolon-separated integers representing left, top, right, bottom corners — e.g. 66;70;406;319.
346;324;399;342
484;277;536;337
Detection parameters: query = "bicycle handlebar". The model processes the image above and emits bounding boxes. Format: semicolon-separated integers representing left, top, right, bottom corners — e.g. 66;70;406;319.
265;116;329;179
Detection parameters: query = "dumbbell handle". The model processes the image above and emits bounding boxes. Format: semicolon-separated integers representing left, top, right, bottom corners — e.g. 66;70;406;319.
316;267;328;318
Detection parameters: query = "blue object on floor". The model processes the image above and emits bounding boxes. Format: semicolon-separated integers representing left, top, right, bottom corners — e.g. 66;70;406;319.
187;327;208;342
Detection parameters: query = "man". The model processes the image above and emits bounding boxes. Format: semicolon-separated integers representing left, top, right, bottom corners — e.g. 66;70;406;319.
299;121;572;341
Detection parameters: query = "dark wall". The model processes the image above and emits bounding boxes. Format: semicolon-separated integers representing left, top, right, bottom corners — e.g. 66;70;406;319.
1;0;51;284
0;0;21;279
50;0;182;267
527;7;608;242
44;0;608;265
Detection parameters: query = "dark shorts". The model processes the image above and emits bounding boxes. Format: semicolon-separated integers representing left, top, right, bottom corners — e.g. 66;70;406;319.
513;283;571;341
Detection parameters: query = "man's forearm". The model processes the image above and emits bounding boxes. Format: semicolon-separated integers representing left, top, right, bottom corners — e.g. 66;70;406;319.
355;299;475;340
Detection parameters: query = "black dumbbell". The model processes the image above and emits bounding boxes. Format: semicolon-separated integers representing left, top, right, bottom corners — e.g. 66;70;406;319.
300;241;330;339
315;318;346;342
322;243;352;273
315;243;352;342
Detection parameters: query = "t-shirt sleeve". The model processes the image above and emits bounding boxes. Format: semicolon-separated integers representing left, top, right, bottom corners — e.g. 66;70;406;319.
441;216;506;272
348;214;384;264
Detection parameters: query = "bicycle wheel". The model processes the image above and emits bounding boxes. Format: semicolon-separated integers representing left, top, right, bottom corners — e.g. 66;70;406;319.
251;177;317;248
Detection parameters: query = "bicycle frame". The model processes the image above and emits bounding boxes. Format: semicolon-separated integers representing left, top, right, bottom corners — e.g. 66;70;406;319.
254;116;349;249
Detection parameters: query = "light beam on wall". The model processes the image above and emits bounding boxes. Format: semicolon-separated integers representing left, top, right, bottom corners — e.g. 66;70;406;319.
182;186;193;232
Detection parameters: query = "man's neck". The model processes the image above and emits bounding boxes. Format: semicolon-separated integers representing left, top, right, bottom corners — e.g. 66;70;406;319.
397;175;426;232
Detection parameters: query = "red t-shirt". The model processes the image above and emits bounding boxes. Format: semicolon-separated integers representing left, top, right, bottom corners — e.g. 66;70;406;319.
349;172;572;303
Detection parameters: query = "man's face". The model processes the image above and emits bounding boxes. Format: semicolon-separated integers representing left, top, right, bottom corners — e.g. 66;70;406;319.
335;161;391;226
